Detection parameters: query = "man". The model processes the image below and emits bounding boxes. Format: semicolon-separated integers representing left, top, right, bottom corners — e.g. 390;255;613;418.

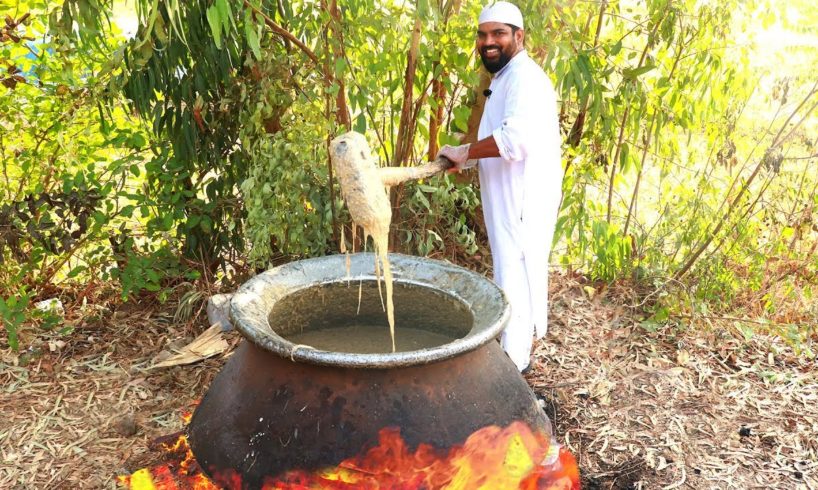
437;1;563;372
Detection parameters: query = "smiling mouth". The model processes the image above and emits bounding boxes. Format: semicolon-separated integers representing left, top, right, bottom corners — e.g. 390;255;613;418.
482;46;501;57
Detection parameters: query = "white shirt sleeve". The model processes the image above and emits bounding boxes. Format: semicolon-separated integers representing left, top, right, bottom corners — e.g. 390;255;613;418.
491;71;553;163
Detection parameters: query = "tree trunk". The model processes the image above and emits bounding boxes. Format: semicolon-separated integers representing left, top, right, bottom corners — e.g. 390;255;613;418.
324;0;351;129
393;16;422;166
427;64;446;160
426;1;461;158
567;1;607;147
604;105;631;223
605;10;667;223
462;70;492;144
389;15;423;251
622;114;654;237
322;0;354;245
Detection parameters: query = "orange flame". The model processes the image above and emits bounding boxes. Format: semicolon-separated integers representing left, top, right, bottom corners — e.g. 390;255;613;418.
119;421;579;490
117;432;219;490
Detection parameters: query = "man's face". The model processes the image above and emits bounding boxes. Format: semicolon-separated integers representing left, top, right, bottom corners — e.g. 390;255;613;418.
476;21;523;74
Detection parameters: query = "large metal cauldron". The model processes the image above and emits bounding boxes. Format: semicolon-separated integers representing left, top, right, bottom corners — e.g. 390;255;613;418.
188;253;551;488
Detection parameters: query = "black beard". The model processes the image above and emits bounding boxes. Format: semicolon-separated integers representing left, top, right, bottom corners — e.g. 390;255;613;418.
480;45;515;74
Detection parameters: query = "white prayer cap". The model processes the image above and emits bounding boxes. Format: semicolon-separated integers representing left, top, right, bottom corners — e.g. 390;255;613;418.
478;2;524;29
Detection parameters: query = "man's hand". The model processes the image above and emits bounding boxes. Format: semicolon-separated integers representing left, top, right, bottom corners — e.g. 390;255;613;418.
437;144;476;173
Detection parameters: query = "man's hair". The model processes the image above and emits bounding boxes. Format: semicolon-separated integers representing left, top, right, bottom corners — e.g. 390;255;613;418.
507;24;525;46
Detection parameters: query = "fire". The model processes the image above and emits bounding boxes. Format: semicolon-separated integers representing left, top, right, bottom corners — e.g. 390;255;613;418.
119;421;579;490
117;432;218;490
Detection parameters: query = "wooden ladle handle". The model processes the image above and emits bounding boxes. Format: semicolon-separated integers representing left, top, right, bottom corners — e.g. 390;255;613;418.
379;157;455;187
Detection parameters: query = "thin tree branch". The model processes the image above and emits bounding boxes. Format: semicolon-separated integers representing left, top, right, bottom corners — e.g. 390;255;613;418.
243;0;322;67
606;8;667;223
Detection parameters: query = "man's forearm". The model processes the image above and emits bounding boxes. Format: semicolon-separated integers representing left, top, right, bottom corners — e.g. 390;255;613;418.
467;136;500;160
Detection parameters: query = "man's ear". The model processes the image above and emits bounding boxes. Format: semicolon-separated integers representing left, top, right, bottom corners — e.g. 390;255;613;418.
516;28;525;45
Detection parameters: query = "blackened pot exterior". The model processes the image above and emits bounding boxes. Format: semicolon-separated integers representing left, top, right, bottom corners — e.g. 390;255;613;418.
187;253;551;488
188;340;550;488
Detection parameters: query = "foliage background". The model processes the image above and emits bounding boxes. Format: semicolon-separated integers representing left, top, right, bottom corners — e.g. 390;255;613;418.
1;0;816;351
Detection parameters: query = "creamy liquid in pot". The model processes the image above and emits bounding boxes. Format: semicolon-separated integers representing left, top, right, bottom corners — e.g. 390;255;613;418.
287;324;454;354
271;281;473;355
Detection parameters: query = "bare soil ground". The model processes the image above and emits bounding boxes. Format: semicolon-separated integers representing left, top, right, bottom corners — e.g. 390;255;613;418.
528;274;817;489
1;273;816;489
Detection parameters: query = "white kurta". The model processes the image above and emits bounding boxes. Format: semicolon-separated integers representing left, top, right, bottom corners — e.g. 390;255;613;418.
477;50;563;371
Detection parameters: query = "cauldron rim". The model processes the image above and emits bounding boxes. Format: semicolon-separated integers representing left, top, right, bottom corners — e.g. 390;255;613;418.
230;252;510;368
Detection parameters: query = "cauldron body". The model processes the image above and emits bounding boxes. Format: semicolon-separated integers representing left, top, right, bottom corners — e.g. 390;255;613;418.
187;253;550;488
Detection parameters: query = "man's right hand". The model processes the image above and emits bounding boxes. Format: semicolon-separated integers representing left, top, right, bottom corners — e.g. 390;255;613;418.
437;144;476;173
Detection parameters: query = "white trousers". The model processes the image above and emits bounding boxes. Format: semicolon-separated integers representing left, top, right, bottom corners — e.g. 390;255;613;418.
494;256;534;371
